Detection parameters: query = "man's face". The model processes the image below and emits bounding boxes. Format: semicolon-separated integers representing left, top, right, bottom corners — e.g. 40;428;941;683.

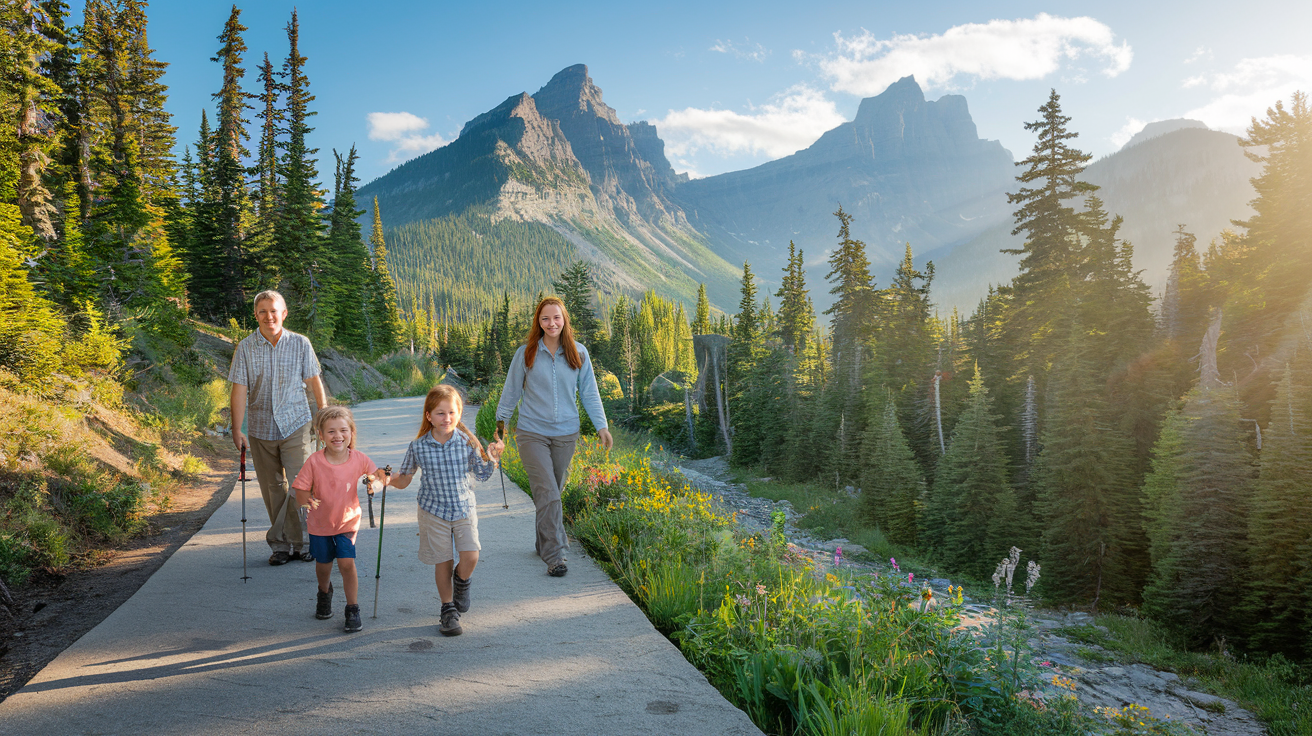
255;298;287;333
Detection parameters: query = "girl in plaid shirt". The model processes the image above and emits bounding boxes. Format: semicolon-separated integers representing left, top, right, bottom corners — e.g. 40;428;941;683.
390;385;504;636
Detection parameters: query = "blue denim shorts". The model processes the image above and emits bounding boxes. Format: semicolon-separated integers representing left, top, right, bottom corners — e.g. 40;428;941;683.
308;533;356;563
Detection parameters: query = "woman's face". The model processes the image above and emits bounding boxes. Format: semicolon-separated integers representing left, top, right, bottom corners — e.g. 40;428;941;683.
539;304;565;339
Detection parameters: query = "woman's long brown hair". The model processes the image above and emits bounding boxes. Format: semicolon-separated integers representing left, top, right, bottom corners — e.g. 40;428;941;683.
524;296;582;371
415;384;490;461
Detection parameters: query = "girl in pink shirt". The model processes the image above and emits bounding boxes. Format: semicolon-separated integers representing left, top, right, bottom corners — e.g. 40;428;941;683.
294;406;384;632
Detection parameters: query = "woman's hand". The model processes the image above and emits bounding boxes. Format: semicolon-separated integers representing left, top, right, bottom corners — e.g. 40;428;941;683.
487;437;506;463
597;428;614;450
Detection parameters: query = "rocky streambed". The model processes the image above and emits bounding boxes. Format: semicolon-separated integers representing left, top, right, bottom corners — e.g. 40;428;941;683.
671;456;1267;736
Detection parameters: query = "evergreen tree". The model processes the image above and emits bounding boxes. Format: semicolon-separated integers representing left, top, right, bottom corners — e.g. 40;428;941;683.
1035;335;1137;607
820;206;875;482
775;241;814;354
727;262;761;465
1244;361;1312;655
873;244;937;469
861;395;925;546
5;0;60;242
1141;377;1255;644
691;282;711;335
325;146;374;355
207;4;254;318
552;260;599;350
367;196;402;353
273;10;332;342
923;371;1017;580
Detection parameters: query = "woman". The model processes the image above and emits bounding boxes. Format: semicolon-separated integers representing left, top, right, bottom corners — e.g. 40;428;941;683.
496;297;613;577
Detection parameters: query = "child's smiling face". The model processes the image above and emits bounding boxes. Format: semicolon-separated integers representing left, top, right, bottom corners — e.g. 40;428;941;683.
322;417;352;453
427;399;459;437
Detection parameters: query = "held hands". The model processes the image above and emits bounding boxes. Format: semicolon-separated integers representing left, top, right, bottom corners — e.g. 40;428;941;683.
487;436;506;463
302;496;321;511
361;472;384;496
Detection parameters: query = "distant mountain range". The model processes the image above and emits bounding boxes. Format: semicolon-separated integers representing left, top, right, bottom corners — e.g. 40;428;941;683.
359;66;1259;317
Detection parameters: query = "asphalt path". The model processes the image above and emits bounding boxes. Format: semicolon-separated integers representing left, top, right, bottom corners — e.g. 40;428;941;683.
0;396;760;735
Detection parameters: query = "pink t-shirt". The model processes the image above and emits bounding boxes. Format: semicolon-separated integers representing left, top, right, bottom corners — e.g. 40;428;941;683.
292;448;377;540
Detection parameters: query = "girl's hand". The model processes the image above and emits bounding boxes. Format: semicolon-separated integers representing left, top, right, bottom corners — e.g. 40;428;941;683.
488;438;506;463
362;473;382;495
305;497;320;510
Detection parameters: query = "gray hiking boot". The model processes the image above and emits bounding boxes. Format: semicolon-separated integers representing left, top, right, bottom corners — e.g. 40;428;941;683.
453;572;472;613
344;604;362;633
439;602;462;636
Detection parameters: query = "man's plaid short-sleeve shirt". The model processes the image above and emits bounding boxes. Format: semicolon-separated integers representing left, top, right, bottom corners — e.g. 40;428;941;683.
228;329;321;441
399;431;496;521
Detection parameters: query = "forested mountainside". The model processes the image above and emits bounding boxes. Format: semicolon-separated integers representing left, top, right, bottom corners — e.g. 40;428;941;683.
356;66;742;319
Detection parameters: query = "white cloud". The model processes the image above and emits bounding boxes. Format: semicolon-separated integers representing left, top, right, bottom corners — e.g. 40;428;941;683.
367;111;447;163
814;13;1132;96
1183;55;1312;131
1111;117;1149;148
656;85;847;160
1184;46;1212;65
711;38;770;63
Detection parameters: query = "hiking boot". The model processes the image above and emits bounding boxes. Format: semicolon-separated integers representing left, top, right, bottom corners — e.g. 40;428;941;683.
344;604;362;633
315;583;334;619
439;602;462;636
548;562;568;577
268;550;291;566
452;572;472;613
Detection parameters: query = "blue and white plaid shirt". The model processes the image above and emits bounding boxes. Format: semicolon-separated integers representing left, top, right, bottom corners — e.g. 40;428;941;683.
398;430;496;521
228;329;321;441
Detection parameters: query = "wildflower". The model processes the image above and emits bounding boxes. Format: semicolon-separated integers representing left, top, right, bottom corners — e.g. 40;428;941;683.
908;573;914;584
825;573;840;586
735;594;750;607
834;546;842;566
890;557;900;572
921;587;933;601
1025;560;1041;595
755;584;767;596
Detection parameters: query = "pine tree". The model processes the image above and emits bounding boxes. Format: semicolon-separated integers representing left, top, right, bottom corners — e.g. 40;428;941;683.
820;206;876;482
367;196;402;353
728;262;762;465
1244;361;1312;655
775;241;814;354
552;260;599;350
325;146;375;354
923;371;1017;579
208;4;254;318
861;396;925;546
1141;368;1255;644
5;1;60;242
692;282;711;335
1034;334;1137;607
873;244;937;469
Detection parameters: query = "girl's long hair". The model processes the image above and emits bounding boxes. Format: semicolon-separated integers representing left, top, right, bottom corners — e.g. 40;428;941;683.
416;384;489;461
524;296;582;371
314;405;357;450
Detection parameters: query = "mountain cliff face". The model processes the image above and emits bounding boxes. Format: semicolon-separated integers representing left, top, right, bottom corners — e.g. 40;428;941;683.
677;76;1016;286
357;65;740;309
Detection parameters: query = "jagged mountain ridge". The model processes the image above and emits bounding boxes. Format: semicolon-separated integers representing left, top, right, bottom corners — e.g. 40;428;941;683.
357;65;741;311
676;76;1017;294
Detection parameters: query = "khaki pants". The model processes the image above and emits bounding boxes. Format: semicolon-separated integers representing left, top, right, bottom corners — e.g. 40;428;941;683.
515;429;578;567
249;421;313;552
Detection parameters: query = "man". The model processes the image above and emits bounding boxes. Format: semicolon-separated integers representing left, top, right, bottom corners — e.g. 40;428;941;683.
229;290;329;565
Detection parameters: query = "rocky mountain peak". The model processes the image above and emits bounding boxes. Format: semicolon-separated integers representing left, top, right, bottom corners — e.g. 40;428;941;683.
534;64;621;125
1122;119;1209;150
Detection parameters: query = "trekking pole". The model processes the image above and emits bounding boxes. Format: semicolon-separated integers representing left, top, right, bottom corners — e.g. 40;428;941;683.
366;475;376;528
496;421;509;509
239;446;250;583
372;465;392;618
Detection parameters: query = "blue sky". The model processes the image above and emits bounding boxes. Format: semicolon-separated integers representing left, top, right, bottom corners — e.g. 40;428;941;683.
139;0;1312;184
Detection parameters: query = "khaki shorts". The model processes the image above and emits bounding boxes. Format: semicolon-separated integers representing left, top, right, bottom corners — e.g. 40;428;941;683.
417;505;481;565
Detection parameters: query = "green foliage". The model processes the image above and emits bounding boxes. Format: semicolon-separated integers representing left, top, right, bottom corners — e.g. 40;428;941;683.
860;396;925;546
923;372;1018;580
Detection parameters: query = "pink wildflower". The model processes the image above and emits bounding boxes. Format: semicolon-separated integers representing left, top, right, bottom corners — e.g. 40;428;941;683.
890;557;900;572
834;546;843;566
908;573;914;584
755;584;767;596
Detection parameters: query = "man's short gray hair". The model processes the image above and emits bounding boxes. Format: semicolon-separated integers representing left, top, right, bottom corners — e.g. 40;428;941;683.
253;290;287;310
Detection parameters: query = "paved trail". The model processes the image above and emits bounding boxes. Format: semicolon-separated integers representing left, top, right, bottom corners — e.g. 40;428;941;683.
0;396;760;736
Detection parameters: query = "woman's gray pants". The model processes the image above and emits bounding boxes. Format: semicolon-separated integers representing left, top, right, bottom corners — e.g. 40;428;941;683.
515;429;579;567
